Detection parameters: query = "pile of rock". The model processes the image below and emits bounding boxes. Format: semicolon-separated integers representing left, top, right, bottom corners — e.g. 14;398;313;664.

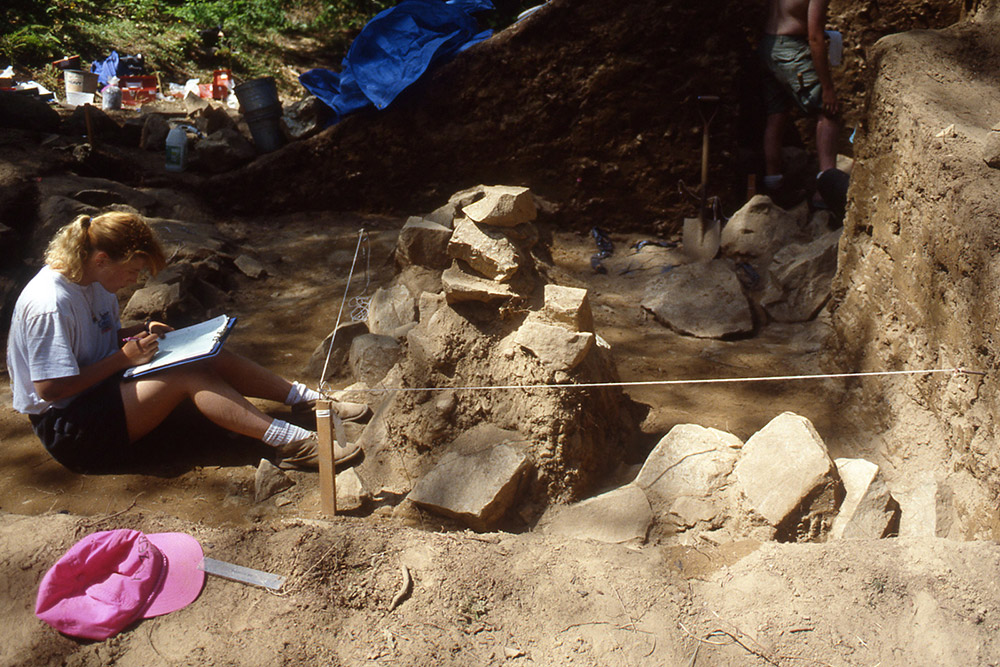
311;185;647;530
641;190;845;339
540;411;902;546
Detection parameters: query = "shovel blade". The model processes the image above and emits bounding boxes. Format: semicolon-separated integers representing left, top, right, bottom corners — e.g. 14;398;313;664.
682;217;721;261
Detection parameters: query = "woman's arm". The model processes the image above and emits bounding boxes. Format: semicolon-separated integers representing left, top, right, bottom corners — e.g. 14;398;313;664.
34;333;159;402
117;319;173;342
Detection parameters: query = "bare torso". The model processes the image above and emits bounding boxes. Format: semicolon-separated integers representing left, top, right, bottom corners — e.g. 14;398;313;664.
764;0;809;35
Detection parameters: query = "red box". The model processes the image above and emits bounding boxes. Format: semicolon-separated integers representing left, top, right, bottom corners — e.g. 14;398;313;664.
212;69;232;100
119;75;158;107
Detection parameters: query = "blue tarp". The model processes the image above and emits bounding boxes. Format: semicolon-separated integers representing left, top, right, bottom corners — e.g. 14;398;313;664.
90;51;145;85
300;0;493;124
91;51;119;86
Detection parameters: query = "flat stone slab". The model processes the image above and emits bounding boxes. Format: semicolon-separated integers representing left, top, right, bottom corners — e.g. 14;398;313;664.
461;185;537;227
540;484;652;544
448;217;522;281
408;444;531;531
734;412;839;528
442;261;517;303
641;260;753;338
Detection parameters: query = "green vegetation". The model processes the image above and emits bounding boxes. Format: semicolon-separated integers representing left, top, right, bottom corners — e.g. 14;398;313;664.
1;0;536;97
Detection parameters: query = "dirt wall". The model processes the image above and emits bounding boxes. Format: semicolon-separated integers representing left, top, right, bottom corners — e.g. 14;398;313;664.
829;13;1000;500
206;0;966;233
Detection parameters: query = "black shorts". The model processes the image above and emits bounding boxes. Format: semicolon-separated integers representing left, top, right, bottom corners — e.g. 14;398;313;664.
29;373;131;473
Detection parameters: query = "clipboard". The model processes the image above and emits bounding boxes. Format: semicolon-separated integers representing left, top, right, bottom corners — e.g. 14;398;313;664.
123;314;236;379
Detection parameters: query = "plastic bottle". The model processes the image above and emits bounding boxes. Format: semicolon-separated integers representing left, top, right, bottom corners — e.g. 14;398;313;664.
165;126;188;172
101;76;121;111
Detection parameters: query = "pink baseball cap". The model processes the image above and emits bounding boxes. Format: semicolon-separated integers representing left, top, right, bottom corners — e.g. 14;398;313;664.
35;529;205;640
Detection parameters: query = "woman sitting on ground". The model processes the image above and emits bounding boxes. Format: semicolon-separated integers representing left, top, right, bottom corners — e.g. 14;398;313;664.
6;211;367;473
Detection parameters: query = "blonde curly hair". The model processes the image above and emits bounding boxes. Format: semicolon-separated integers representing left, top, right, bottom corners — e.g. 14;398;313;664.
45;212;167;283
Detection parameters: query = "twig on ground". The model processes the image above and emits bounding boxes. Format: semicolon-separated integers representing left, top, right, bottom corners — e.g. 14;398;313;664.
79;493;141;529
705;629;780;666
388;562;412;612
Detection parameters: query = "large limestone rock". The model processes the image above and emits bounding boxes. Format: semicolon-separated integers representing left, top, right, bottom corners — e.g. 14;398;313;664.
304;320;369;383
407;443;531;531
734;412;843;540
763;229;842;322
447;217;523;282
641;260;754;338
539;484;652;544
395;216;453;270
349;333;402;387
830;458;900;539
512;319;595;372
122;282;183;321
441;261;518;303
541;284;594;332
367;284;417;338
635;424;742;506
461;185;537;227
721;194;805;261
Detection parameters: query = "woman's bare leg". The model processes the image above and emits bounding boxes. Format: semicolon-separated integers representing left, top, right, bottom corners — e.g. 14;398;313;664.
206;349;294;403
120;362;275;442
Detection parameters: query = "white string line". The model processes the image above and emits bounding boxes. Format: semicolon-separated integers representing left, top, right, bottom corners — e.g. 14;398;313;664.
339;367;983;395
318;229;367;391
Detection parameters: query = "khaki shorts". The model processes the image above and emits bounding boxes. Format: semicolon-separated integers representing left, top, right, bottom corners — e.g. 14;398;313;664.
758;34;823;115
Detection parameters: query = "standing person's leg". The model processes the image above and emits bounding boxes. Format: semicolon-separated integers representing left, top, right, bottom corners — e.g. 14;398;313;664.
763;111;789;183
816;112;839;173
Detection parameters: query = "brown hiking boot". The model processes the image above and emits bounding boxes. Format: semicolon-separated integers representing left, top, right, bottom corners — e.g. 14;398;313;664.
273;434;363;471
291;399;372;423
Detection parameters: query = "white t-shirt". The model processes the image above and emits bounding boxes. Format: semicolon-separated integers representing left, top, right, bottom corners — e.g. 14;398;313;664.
6;266;121;414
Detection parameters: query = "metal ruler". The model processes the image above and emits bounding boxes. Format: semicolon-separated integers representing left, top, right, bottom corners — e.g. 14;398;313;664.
199;557;286;591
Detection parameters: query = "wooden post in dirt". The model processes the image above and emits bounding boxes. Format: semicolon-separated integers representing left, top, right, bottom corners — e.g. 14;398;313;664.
83;104;96;146
315;400;337;517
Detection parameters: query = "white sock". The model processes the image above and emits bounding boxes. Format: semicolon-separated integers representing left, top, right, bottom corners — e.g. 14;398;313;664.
284;381;322;406
262;419;313;447
763;174;783;191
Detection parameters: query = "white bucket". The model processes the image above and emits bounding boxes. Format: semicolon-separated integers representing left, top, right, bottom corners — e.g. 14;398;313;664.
64;69;99;94
65;91;94;107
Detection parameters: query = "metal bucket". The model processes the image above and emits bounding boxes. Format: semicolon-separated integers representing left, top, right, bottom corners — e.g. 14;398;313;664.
64;70;99;94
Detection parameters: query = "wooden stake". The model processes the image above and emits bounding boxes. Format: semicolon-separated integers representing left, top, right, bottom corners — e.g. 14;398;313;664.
315;400;337;516
83;104;96;146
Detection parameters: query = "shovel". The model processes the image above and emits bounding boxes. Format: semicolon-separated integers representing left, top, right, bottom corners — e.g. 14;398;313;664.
683;95;722;261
